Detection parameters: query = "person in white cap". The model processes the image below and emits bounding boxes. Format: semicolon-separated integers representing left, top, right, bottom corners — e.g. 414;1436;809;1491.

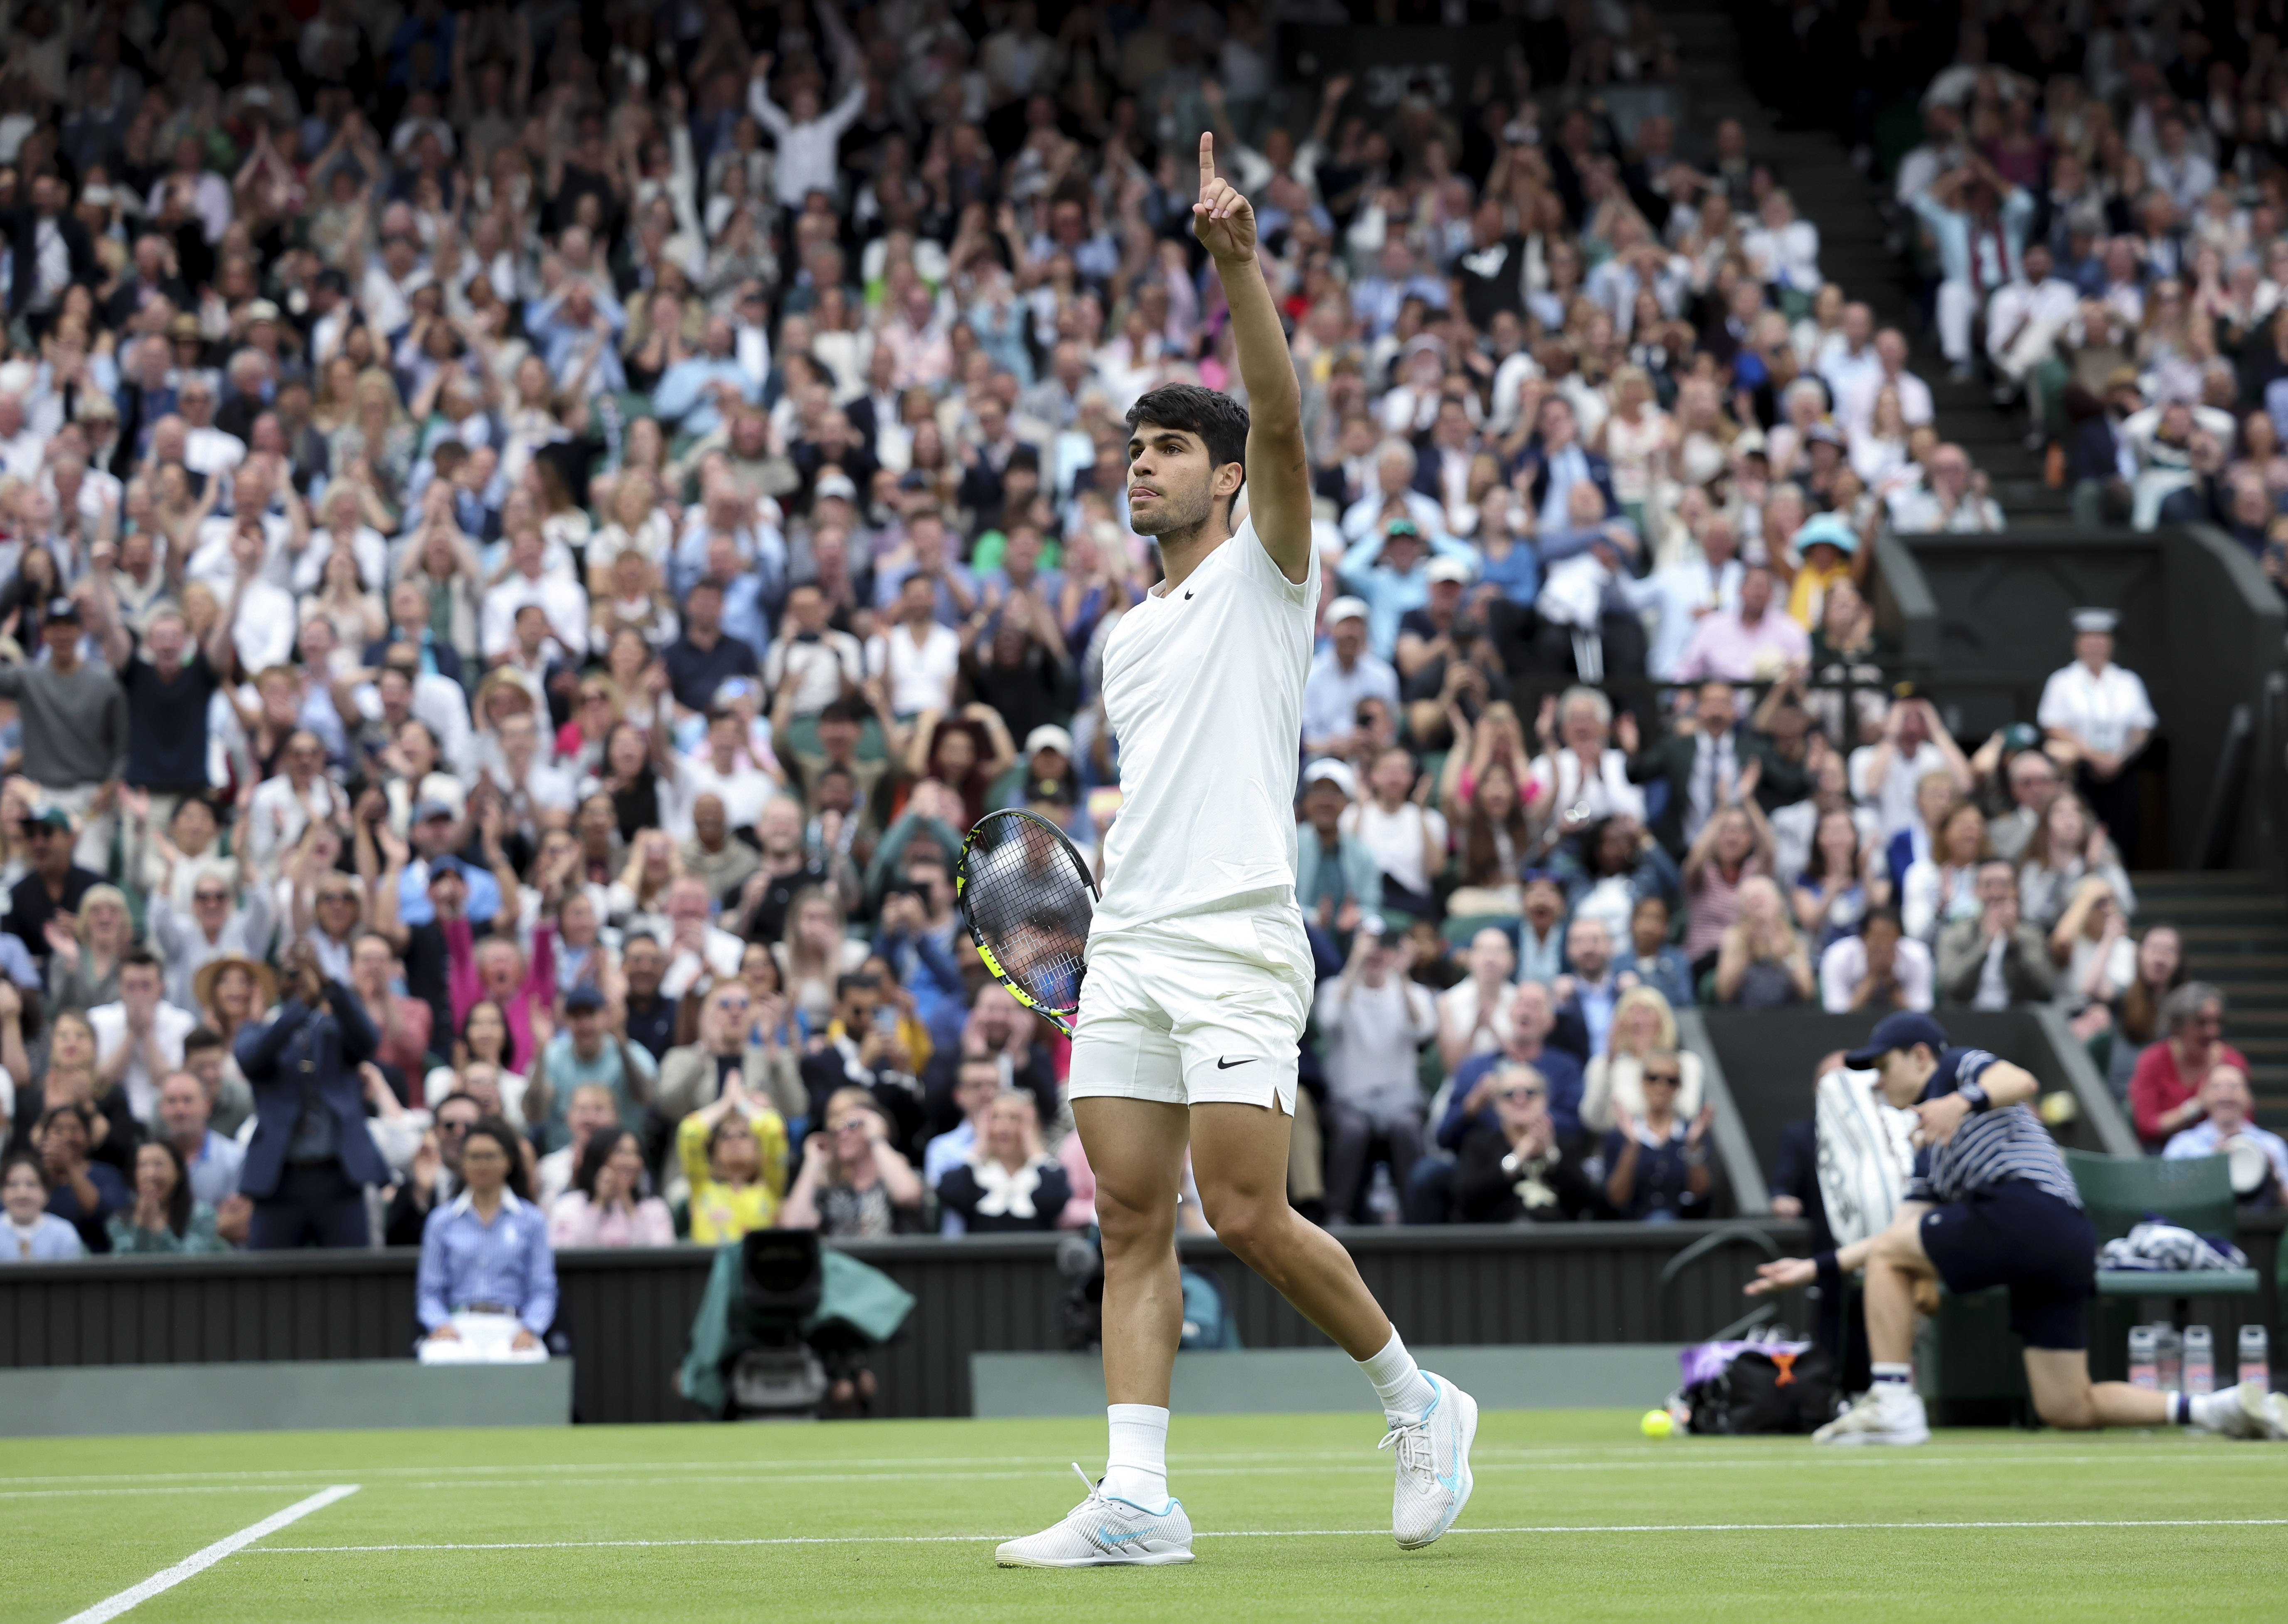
1302;595;1398;759
1394;555;1475;736
1011;723;1095;842
1295;756;1382;942
2037;607;2154;859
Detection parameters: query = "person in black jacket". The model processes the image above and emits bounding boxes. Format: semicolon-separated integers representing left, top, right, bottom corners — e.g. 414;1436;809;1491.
234;942;392;1249
936;1090;1073;1234
0;175;98;332
1452;1061;1611;1223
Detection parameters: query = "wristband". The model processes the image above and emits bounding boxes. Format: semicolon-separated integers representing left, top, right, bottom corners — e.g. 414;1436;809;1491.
1814;1249;1843;1296
1959;1081;1991;1115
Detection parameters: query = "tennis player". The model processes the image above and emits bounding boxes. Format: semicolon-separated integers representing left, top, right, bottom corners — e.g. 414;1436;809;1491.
995;136;1477;1569
1749;1011;2288;1445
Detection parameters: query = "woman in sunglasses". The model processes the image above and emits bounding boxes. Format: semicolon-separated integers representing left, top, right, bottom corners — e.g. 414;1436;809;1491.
1452;1063;1609;1224
1602;1051;1715;1221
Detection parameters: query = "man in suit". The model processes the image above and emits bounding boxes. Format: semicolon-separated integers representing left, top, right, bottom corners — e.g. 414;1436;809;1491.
0;173;98;334
1510;394;1618;535
1628;680;1781;857
234;942;392;1249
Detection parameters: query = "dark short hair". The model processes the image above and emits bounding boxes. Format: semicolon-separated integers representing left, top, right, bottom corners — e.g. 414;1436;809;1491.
1126;383;1249;487
2;1147;49;1193
573;1127;642;1202
182;1025;225;1058
835;972;882;1001
120;946;162;976
1862;906;1904;935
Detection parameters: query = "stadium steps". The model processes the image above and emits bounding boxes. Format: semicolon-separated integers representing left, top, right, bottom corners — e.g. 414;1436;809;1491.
2125;871;2288;1123
1702;7;2075;529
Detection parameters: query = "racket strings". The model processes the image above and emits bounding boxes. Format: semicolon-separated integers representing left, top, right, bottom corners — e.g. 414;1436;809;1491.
961;816;1092;1012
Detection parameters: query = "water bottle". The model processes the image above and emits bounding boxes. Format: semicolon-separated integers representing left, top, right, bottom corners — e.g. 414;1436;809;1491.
2182;1325;2215;1396
2155;1325;2183;1393
2128;1324;2158;1389
1367;1163;1399;1225
2240;1325;2272;1392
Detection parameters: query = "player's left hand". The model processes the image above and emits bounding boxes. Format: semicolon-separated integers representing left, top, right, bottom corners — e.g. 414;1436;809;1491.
1745;1256;1815;1297
1192;133;1257;263
1914;1092;1972;1148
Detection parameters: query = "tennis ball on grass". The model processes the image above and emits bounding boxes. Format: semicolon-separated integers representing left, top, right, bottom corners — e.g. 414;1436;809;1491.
1640;1408;1675;1439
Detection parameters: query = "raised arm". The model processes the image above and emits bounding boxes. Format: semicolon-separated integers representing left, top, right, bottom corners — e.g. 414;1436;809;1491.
1195;133;1310;583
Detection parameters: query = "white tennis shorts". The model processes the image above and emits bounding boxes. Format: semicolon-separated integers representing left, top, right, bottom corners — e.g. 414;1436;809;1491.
1067;902;1313;1115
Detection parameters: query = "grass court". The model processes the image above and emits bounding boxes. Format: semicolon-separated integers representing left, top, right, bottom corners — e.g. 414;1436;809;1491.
7;1410;2287;1622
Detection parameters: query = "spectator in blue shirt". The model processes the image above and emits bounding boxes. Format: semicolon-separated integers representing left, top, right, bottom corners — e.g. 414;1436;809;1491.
1338;516;1479;660
1617;896;1697;1011
651;316;763;439
416;1118;557;1360
872;879;967;1048
1441;981;1590;1150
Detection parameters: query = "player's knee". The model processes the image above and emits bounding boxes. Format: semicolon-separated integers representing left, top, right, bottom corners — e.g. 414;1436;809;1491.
2034;1388;2097;1430
1092;1179;1177;1250
1200;1192;1285;1262
1870;1223;1921;1269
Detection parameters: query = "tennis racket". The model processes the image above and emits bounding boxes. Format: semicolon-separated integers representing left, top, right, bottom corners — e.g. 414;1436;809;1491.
955;808;1097;1036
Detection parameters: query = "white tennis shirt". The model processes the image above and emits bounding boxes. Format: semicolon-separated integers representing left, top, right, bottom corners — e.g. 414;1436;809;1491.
1092;517;1319;937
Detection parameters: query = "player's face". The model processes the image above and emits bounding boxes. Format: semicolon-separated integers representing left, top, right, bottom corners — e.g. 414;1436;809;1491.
1873;1045;1932;1107
1125;421;1231;537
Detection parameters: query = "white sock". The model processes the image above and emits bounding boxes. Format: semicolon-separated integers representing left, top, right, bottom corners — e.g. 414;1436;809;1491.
1872;1362;1914;1389
1357;1329;1438;1425
2185;1388;2240;1431
1103;1403;1170;1510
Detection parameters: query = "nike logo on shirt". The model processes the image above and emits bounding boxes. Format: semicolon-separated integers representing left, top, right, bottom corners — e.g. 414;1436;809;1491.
1215;1057;1256;1070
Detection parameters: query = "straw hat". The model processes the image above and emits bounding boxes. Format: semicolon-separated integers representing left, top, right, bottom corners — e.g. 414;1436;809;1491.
192;951;279;1013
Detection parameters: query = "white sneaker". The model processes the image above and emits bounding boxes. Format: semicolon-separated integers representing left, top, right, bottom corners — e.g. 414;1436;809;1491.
1812;1384;1930;1446
1381;1373;1478;1549
995;1464;1194;1568
2232;1381;2288;1441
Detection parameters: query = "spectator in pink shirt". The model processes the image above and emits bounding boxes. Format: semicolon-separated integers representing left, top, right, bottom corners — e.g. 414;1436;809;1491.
546;1128;675;1248
1672;564;1811;683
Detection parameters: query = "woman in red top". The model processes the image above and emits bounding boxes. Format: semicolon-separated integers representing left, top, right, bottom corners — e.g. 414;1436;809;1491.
2128;982;2243;1151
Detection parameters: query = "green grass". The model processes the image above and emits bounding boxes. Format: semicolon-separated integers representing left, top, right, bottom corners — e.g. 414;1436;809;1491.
5;1412;2287;1622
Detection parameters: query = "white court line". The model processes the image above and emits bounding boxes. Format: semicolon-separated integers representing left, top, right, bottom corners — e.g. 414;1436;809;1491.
11;1450;2271;1501
57;1485;360;1624
243;1515;2288;1556
6;1442;2228;1486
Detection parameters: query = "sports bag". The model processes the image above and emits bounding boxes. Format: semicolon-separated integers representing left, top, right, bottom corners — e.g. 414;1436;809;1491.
1678;1336;1840;1435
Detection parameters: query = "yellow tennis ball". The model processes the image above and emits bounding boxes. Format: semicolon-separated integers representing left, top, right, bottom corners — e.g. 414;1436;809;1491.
1640;1408;1675;1439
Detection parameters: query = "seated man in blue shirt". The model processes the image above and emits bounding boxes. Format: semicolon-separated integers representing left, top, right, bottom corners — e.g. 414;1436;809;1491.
1751;1012;2288;1445
1440;981;1589;1152
416;1118;556;1363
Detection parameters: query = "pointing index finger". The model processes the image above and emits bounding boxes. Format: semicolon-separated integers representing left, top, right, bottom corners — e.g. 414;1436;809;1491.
1199;130;1216;192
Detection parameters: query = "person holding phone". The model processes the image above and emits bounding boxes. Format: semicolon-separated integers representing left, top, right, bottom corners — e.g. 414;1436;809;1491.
234;941;392;1249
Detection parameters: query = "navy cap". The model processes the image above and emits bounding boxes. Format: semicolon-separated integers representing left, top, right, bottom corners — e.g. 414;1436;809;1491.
1843;1011;1951;1069
564;984;606;1013
424;854;467;886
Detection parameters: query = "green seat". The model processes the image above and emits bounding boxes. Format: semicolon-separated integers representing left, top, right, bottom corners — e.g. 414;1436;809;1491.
2062;1151;2260;1298
1439;913;1517;948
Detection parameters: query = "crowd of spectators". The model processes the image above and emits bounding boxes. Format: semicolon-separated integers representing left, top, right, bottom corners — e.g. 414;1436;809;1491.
1756;0;2288;592
0;0;2249;1278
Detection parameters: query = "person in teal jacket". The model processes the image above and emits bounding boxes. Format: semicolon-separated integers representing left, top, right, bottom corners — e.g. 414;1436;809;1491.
1295;759;1384;951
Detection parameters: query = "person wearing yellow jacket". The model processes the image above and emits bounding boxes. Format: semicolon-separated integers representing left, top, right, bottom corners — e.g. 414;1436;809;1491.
675;1074;789;1243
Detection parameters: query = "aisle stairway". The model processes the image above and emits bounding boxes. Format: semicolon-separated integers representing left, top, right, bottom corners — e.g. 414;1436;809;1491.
2130;872;2288;1126
1688;3;2073;527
